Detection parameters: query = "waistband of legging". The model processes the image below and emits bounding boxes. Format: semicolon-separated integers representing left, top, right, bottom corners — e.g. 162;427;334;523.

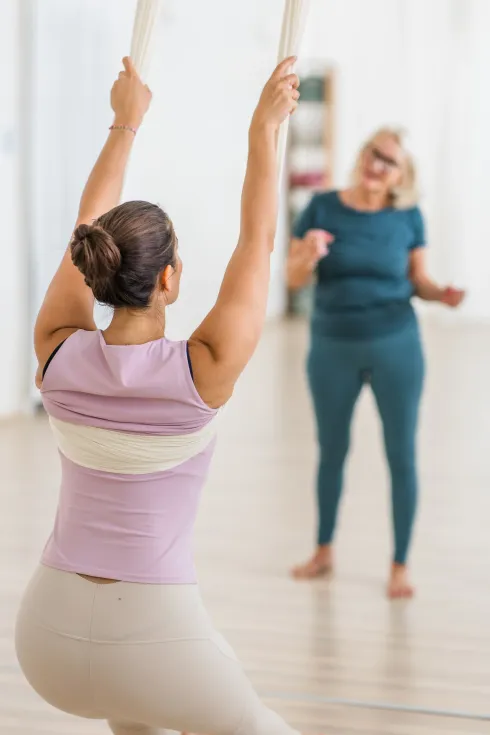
18;565;214;644
311;300;417;341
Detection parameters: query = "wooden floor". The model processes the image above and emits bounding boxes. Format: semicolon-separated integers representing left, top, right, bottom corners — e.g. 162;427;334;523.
1;317;489;734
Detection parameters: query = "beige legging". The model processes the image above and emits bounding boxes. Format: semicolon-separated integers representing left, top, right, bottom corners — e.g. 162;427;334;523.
15;566;299;735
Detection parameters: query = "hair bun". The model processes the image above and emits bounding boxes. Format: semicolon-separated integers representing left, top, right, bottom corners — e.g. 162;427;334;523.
71;222;122;297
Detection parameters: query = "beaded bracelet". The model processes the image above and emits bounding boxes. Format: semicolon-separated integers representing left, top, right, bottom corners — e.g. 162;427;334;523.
109;124;137;136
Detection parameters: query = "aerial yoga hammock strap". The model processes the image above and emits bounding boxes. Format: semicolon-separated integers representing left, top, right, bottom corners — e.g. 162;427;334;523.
276;0;310;173
130;0;162;80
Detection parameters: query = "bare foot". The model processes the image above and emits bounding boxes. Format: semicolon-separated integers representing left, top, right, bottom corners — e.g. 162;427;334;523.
387;563;414;599
291;545;333;580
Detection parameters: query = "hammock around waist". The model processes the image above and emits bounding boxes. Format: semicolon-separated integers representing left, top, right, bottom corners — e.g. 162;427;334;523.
49;416;217;474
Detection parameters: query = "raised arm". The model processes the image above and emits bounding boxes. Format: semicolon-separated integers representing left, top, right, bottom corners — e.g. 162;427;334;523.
34;57;151;381
189;57;300;408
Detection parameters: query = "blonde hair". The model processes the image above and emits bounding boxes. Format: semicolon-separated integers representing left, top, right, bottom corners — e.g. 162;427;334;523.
351;127;419;209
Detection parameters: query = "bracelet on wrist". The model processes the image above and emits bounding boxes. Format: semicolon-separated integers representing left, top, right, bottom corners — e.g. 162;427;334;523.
109;124;137;136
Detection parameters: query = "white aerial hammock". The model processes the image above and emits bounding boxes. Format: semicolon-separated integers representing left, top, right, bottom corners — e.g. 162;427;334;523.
129;0;310;171
276;0;311;175
130;0;162;80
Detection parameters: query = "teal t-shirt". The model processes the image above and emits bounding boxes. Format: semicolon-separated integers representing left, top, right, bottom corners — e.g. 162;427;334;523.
293;191;426;339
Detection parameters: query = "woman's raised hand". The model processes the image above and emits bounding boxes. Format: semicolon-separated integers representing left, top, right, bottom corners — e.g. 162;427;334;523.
111;57;152;130
251;56;300;132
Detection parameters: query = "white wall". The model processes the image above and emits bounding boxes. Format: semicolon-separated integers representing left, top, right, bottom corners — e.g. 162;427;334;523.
441;0;490;319
0;1;26;416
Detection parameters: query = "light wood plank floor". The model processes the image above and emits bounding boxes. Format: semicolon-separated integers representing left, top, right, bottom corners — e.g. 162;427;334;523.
1;317;489;734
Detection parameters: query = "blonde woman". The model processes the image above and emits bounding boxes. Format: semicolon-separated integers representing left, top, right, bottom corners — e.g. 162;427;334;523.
288;129;464;598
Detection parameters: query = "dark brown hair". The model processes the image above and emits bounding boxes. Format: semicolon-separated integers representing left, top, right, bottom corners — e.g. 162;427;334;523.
71;201;177;308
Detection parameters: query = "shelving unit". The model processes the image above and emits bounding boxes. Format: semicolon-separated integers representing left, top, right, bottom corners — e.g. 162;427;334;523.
287;63;336;315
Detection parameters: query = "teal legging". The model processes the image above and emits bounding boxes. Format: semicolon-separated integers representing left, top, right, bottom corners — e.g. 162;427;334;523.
307;320;425;565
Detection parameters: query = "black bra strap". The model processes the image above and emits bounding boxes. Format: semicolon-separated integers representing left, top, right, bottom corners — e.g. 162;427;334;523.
42;340;67;380
186;342;194;382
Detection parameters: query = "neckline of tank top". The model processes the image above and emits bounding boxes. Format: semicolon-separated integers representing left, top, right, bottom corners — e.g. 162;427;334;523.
98;330;168;348
41;329;173;382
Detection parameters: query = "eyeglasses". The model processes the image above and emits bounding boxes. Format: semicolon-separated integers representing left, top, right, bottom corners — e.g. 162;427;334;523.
368;145;400;172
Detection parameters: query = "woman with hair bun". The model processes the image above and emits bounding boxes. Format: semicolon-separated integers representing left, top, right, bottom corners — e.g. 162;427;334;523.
288;128;465;598
15;56;304;735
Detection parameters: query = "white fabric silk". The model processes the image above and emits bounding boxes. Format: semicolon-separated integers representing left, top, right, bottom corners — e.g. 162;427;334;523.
49;417;217;475
276;0;311;177
130;0;162;80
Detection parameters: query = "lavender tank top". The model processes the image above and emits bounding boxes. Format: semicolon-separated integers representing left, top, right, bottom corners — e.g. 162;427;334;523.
40;329;217;583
